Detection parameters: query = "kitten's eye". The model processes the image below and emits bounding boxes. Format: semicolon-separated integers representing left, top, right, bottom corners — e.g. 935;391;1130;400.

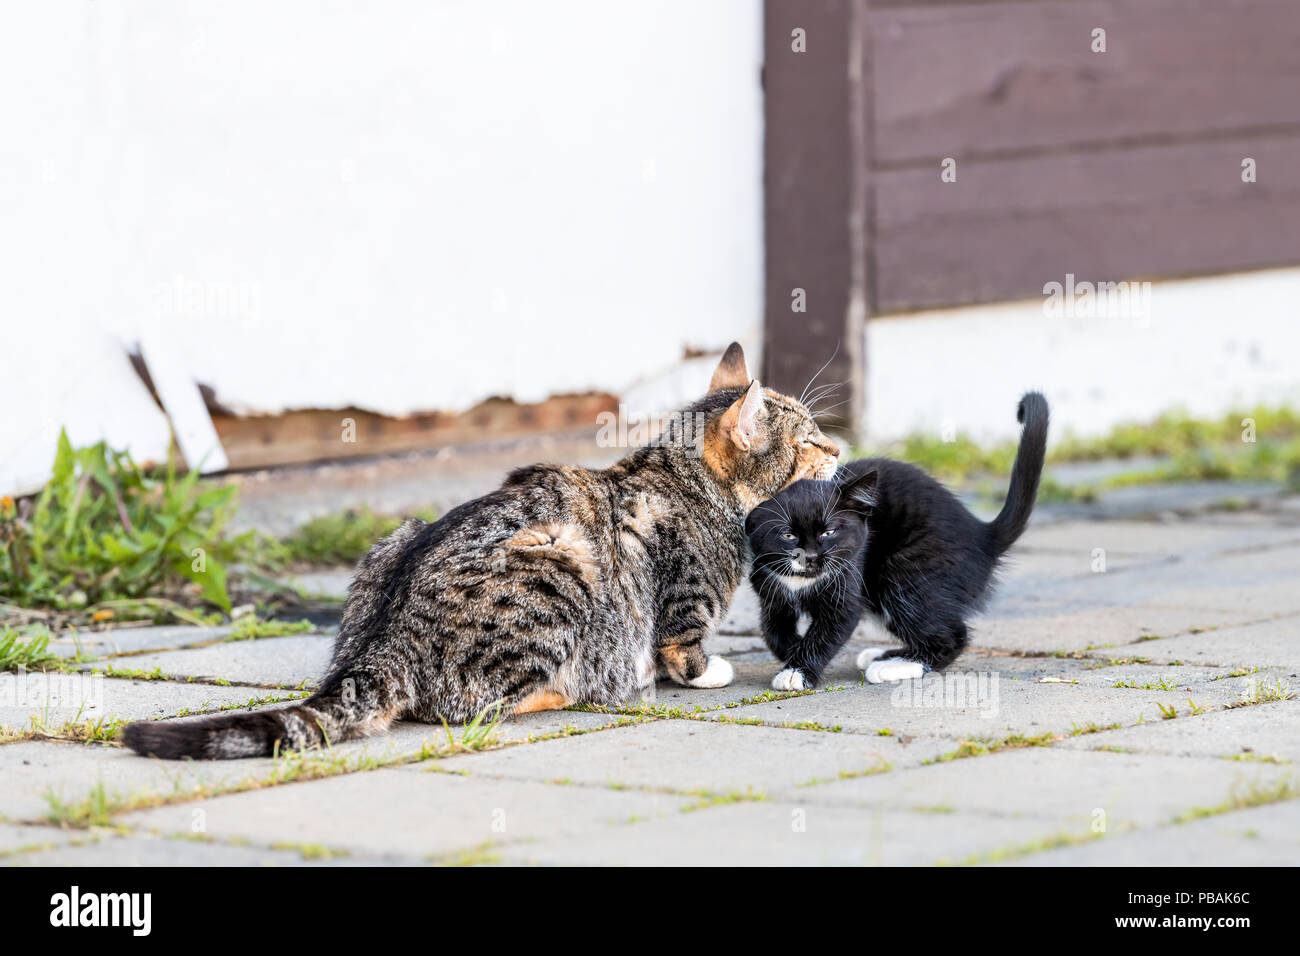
820;529;836;538
781;532;797;541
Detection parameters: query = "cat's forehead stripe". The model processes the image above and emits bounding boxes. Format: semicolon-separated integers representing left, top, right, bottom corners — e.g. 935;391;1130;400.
763;389;809;415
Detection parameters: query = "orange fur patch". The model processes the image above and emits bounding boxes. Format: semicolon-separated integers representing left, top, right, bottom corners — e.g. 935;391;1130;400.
733;484;766;512
658;644;690;670
512;689;571;715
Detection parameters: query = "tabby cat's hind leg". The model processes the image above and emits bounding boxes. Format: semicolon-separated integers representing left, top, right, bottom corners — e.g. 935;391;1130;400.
658;635;734;688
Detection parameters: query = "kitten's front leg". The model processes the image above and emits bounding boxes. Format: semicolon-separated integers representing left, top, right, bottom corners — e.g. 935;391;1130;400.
775;607;858;691
758;599;808;690
758;596;800;662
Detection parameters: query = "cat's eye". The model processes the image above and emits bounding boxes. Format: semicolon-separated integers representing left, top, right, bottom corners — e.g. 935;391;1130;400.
781;532;797;541
820;529;836;538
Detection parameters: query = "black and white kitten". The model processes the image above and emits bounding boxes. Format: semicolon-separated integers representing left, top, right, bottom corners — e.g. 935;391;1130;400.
745;392;1048;689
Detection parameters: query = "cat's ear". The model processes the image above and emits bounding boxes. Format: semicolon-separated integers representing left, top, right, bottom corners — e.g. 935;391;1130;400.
719;379;767;451
839;469;877;513
709;342;750;392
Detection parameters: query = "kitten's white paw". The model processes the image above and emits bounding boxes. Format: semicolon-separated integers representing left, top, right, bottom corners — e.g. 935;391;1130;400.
771;668;807;691
856;647;888;669
687;655;734;689
864;659;926;684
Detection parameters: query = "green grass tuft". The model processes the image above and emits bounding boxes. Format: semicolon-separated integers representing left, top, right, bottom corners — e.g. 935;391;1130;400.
224;615;315;641
0;625;61;672
271;507;436;566
1;432;248;614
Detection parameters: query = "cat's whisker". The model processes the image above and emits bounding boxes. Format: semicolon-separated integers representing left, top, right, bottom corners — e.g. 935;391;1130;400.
805;398;851;420
802;376;845;405
798;344;841;407
802;383;844;414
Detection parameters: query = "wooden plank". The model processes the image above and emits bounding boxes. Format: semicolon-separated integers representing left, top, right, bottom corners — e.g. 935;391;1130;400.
210;394;619;471
873;134;1300;312
763;0;869;434
136;338;229;474
871;0;1300;164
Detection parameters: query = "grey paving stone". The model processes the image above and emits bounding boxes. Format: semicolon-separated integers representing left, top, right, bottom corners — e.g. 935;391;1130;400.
1016;661;1264;706
1002;800;1300;866
967;653;1228;686
999;549;1169;584
113;635;334;687
432;719;926;792
963;655;1292;713
496;801;1066;866
783;749;1295;830
119;769;690;861
1;741;276;823
11;832;350;866
0;707;633;823
1122;616;1300;671
1036;482;1289;524
1016;519;1300;557
0;674;289;734
46;624;234;659
1092;545;1300;617
703;674;1194;741
1151;575;1300;618
979;540;1300;635
705;634;771;657
1058;699;1300;762
974;604;1249;654
0;823;77;855
642;658;863;712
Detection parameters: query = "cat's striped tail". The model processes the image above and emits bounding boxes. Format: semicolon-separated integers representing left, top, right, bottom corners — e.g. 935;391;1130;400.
120;668;397;760
986;391;1049;555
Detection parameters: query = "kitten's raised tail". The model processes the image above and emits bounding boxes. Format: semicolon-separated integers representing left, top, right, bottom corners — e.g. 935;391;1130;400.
121;668;397;760
986;391;1049;554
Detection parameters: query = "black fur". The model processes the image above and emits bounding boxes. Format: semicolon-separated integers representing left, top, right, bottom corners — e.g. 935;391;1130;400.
745;392;1049;686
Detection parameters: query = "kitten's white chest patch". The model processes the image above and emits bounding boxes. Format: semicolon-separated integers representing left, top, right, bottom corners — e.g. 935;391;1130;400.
795;612;812;637
780;575;816;592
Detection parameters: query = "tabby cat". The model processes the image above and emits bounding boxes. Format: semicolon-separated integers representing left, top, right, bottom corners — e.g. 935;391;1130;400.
123;344;839;759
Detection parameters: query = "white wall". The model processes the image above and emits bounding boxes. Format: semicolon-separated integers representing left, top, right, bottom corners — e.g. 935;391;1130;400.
0;1;763;490
866;268;1300;445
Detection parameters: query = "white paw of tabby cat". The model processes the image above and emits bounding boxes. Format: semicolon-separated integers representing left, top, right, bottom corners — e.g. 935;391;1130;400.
863;659;926;684
856;647;888;669
771;668;807;691
688;655;735;688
